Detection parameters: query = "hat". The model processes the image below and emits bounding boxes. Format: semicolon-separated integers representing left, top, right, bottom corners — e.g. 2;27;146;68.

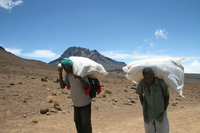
61;58;73;66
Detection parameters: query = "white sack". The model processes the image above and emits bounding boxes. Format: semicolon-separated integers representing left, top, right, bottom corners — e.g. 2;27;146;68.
122;58;185;96
68;56;108;78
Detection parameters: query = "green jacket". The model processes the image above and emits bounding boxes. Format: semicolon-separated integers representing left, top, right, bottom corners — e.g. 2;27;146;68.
136;77;169;123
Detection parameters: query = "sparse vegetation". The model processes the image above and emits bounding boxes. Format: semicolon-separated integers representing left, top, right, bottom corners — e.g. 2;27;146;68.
47;96;60;107
1;45;200;132
104;90;112;94
53;98;60;107
47;96;55;103
32;119;38;123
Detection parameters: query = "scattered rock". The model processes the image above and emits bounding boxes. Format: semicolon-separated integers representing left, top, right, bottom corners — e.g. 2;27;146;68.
40;108;49;114
46;112;50;115
112;99;118;102
102;94;106;98
62;111;66;114
10;83;15;85
130;85;136;90
62;90;68;94
172;102;178;106
124;89;128;92
41;77;48;82
46;88;50;91
123;102;132;105
130;100;136;103
50;108;58;113
55;106;62;111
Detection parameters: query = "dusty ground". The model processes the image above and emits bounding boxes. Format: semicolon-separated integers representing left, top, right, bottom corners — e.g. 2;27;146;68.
0;48;200;133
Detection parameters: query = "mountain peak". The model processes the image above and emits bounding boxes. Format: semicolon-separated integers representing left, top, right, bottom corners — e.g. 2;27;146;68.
49;47;126;70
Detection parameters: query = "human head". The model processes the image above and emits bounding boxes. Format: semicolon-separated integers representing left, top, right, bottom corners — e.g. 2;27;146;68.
61;58;73;73
142;67;155;85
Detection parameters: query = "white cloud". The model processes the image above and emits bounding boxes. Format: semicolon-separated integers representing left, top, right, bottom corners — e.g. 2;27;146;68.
183;60;200;73
23;50;60;58
155;29;168;39
100;50;200;73
101;50;167;60
0;0;23;10
5;48;60;60
5;47;200;73
150;43;156;48
5;47;22;54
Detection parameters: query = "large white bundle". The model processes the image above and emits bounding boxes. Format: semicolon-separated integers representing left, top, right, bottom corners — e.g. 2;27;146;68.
122;58;185;96
68;56;108;78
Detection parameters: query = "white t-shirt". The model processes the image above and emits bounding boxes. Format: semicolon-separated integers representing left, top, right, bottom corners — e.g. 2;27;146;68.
64;73;91;107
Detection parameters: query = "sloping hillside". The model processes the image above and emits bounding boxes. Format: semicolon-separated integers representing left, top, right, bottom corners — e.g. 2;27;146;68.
0;46;56;76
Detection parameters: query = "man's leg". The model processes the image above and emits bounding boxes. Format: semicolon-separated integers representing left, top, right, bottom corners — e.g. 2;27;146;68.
81;103;92;133
155;111;170;133
74;106;84;133
144;120;156;133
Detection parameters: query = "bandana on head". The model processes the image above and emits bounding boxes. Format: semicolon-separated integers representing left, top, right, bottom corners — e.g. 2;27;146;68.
61;58;73;66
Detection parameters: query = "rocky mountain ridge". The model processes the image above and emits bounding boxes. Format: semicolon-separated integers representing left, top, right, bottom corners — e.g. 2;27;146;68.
49;47;126;71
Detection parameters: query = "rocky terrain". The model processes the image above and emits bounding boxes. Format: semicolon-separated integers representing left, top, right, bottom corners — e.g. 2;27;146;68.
0;46;200;133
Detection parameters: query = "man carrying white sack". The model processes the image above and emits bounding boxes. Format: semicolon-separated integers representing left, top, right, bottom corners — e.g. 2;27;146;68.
136;67;170;133
58;58;92;133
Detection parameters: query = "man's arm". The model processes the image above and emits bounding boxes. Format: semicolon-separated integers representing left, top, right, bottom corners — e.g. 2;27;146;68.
139;94;144;106
73;74;89;90
164;95;169;111
58;67;66;89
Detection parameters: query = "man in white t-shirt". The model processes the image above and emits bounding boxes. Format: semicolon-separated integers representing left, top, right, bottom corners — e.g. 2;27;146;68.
58;58;92;133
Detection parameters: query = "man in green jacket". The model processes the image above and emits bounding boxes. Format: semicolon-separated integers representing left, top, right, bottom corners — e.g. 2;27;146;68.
136;67;170;133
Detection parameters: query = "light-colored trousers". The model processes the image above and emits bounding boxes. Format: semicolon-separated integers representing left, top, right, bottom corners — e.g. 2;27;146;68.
144;111;169;133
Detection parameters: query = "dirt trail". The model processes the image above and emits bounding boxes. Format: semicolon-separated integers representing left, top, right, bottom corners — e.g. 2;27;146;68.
1;105;199;133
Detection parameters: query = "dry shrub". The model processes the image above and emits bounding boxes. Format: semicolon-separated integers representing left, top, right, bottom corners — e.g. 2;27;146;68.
47;96;60;107
47;96;55;103
53;98;60;107
105;90;112;94
32;119;38;123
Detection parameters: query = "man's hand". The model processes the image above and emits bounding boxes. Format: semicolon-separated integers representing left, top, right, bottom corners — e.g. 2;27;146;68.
73;74;89;90
73;73;82;80
58;66;65;89
58;67;63;75
139;94;144;106
164;95;169;111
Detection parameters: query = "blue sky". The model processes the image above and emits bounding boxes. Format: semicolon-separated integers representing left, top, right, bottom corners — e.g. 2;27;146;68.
0;0;200;73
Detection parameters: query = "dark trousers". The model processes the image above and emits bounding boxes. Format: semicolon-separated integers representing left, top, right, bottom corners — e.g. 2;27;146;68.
74;103;92;133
